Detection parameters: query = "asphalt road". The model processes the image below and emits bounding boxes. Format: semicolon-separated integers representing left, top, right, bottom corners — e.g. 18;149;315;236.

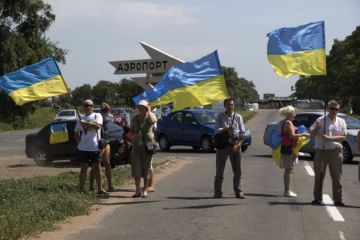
61;109;359;240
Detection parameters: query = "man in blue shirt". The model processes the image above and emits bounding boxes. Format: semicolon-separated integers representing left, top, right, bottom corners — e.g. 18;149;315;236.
214;98;246;199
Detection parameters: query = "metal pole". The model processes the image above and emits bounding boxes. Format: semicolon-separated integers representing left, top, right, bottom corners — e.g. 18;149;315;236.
52;57;86;134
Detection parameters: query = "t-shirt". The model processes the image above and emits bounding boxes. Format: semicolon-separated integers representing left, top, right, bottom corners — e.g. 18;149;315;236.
310;115;347;150
75;112;103;151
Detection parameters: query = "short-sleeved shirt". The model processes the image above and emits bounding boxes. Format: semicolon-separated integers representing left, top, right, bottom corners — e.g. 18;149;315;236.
310;115;347;150
215;111;246;139
75;112;103;151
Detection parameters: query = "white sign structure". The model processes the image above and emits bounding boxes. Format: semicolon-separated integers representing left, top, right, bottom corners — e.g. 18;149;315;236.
109;42;184;89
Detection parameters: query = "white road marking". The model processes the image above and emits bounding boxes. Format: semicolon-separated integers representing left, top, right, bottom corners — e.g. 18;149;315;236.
303;161;315;176
323;194;345;222
302;162;346;222
338;231;346;240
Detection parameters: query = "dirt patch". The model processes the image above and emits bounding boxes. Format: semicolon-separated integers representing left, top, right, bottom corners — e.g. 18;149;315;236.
0;155;79;180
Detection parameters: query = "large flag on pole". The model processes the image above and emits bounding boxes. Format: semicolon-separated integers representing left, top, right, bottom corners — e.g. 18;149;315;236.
133;51;229;111
267;21;326;78
0;58;69;105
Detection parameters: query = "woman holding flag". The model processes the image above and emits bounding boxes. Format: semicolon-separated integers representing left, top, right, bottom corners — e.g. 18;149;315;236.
279;106;309;197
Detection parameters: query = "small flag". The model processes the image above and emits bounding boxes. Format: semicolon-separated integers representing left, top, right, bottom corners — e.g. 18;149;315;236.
267;21;326;77
133;51;229;111
0;58;69;105
49;123;69;144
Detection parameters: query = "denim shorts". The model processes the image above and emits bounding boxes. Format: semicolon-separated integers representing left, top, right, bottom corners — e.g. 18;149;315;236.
77;150;102;164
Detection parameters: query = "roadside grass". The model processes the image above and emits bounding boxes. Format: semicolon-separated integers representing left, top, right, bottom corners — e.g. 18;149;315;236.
237;110;257;123
0;107;56;132
0;160;169;240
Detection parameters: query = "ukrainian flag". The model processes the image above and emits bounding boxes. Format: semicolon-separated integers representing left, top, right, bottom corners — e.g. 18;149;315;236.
0;58;69;105
267;21;326;78
49;123;69;144
133;51;229;111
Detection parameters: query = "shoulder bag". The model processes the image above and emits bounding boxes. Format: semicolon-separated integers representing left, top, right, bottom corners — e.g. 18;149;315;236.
214;113;236;149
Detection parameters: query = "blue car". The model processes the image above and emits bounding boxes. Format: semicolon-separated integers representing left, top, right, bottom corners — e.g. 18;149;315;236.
156;109;251;152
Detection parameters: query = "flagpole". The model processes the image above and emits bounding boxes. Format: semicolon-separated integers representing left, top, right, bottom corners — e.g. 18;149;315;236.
52;57;86;133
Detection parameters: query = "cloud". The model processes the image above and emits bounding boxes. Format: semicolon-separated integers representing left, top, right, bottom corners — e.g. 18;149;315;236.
46;0;199;27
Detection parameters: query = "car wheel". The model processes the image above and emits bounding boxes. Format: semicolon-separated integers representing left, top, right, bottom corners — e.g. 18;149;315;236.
34;149;50;165
342;142;353;163
201;136;214;153
159;135;170;151
192;146;200;151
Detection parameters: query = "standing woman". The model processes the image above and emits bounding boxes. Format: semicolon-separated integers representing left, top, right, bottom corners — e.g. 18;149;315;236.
130;100;157;198
279;106;309;197
90;103;114;192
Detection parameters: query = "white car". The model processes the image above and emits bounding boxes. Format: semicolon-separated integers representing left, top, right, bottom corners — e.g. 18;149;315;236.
54;109;82;122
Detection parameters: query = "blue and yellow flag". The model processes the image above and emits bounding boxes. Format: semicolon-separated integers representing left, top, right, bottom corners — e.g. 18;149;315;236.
267;21;326;78
49;123;69;144
0;58;69;105
133;51;229;111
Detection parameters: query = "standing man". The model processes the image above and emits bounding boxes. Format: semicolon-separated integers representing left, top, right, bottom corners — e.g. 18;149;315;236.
214;98;246;199
75;99;105;194
310;100;347;206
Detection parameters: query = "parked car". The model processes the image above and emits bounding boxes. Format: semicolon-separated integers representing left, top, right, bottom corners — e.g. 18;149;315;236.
25;120;128;167
53;109;82;122
263;111;360;162
156;109;251;152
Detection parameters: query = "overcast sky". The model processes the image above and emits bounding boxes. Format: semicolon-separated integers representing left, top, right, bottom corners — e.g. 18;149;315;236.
44;0;360;99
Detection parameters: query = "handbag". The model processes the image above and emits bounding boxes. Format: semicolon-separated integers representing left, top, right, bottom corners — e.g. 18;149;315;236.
137;116;158;155
145;142;158;155
280;144;292;154
214;131;234;149
214;113;236;149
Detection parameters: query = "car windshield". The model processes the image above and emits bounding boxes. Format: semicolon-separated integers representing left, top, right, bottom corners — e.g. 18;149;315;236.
338;115;360;129
194;112;218;124
58;111;75;117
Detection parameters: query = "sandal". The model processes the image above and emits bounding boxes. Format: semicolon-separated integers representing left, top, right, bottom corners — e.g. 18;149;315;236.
132;192;141;198
142;191;148;198
98;189;107;195
147;186;155;192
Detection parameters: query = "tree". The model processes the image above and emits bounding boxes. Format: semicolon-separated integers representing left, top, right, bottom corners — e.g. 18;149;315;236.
71;84;93;106
0;0;67;123
222;67;259;103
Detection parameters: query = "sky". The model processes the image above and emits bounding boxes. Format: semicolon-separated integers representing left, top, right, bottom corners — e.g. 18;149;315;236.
44;0;360;99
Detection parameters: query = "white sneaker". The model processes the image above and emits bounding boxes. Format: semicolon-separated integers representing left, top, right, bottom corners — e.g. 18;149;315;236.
284;191;297;197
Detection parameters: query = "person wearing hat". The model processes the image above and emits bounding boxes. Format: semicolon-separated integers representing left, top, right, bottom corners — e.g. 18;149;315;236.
75;99;105;194
130;99;157;198
90;103;114;192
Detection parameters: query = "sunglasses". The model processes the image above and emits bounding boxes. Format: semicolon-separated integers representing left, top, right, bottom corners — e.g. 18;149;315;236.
101;109;108;113
330;107;339;111
84;104;93;107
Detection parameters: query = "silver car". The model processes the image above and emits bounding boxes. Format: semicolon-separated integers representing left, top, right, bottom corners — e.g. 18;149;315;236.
263;111;360;163
53;109;82;122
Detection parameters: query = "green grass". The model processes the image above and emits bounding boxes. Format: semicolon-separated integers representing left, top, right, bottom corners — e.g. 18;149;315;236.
236;110;257;123
0;107;56;132
0;160;169;240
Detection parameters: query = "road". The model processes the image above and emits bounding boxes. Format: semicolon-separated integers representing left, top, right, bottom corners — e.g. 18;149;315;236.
63;109;359;240
1;110;359;239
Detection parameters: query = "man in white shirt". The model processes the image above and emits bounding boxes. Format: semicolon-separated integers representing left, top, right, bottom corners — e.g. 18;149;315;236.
75;99;105;194
310;100;347;206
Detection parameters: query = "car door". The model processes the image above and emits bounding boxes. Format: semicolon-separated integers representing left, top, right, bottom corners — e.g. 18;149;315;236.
294;113;321;152
44;121;77;157
166;111;184;145
180;112;201;145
